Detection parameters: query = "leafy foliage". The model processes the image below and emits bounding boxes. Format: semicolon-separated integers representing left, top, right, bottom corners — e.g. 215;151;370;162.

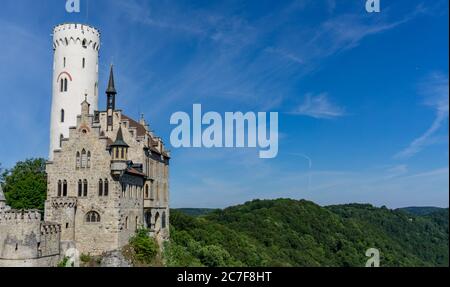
397;206;445;216
166;199;449;267
175;208;218;217
128;228;159;265
57;256;71;267
1;159;47;211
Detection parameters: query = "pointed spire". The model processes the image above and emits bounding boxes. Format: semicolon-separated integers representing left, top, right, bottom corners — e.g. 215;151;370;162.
106;65;117;94
111;125;129;147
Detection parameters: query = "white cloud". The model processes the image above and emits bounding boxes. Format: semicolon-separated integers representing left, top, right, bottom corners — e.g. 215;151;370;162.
395;73;449;159
385;164;409;179
291;93;345;119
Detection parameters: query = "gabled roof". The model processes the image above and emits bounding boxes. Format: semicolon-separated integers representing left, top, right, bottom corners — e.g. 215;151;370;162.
121;114;147;137
126;167;145;177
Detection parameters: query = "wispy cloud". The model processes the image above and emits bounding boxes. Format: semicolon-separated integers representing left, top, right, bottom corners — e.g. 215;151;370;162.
395;73;449;159
291;93;345;119
267;4;423;68
385;164;409;179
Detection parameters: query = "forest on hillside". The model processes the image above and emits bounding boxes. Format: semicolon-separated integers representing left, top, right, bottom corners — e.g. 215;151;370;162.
166;199;449;267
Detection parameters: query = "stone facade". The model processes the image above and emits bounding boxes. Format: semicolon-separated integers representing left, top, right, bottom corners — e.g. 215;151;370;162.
44;67;170;257
0;23;170;266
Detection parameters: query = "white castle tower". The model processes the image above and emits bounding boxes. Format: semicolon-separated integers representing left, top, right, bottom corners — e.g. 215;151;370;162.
49;23;100;159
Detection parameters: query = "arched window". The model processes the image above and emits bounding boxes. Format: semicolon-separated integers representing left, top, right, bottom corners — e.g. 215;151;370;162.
64;78;68;92
76;152;81;169
85;211;100;223
125;217;129;229
83;179;88;197
63;180;67;197
121;148;124;159
60;79;64;92
59;134;64;148
162;212;166;229
82;58;85;68
57;180;62;197
61;109;65;123
98;179;103;196
82;39;87;48
145;185;149;199
115;148;119;159
81;149;87;168
104;179;109;196
87;151;91;168
78;180;82;197
63;57;66;68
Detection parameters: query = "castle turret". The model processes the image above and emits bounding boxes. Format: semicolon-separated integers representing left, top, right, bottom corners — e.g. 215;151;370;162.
49;23;101;159
110;126;129;177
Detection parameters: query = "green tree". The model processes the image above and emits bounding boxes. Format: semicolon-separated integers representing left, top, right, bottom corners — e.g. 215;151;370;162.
2;158;47;211
129;228;158;264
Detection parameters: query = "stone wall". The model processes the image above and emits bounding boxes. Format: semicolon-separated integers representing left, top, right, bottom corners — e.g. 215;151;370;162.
0;210;61;267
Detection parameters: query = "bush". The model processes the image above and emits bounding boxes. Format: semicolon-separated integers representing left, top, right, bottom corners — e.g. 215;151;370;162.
80;253;92;263
57;256;71;267
129;228;158;264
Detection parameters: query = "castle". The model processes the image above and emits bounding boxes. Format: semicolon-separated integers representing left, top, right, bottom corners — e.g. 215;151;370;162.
0;23;170;267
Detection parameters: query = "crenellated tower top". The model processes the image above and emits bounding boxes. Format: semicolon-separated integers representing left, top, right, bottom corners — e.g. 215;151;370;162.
52;23;100;51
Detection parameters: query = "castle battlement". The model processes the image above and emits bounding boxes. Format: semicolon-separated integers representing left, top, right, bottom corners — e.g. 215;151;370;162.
50;197;77;209
0;209;41;224
40;222;61;235
53;23;100;51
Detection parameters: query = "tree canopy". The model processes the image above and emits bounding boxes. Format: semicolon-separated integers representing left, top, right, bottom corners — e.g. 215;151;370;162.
166;199;449;267
1;158;47;211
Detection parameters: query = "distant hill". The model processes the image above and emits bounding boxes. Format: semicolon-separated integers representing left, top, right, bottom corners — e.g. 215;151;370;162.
397;206;446;216
165;199;449;267
174;208;218;217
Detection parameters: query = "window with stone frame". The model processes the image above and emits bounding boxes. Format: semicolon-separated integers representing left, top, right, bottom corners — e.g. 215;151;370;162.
63;180;67;197
83;179;88;197
85;211;100;223
104;179;109;196
81;149;87;168
76;152;81;169
57;180;62;197
78;180;82;197
98;179;103;196
87;151;91;168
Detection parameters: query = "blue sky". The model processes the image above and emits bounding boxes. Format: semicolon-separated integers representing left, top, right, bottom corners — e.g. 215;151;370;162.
0;0;448;208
